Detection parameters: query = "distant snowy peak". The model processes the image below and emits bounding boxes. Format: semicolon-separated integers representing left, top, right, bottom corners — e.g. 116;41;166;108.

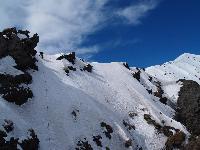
174;53;200;62
146;53;200;84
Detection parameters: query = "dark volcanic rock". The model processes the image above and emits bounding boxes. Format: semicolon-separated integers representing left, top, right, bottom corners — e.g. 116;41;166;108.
93;135;102;147
0;33;8;58
3;120;14;133
83;64;93;73
0;137;19;150
153;81;168;104
0;126;39;150
182;137;200;150
76;138;93;150
132;70;141;82
0;28;38;105
123;120;135;130
176;79;200;136
0;73;33;105
0;73;32;85
144;114;162;130
56;52;76;64
19;129;40;150
68;66;76;71
2;86;33;105
125;139;132;148
165;131;186;150
123;62;130;70
0;28;39;71
100;122;113;139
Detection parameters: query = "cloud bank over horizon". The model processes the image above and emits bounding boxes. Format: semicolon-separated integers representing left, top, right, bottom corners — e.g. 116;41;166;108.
0;0;160;56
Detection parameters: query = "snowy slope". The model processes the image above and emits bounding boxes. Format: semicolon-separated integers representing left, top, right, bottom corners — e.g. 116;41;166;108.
0;53;199;150
146;53;200;103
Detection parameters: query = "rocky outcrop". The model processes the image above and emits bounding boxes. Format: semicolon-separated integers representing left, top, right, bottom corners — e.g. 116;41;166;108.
175;79;200;149
176;79;200;136
19;129;40;150
100;122;113;139
0;27;39;71
165;131;186;150
153;81;168;104
83;64;93;72
0;73;33;105
0;28;39;105
0;122;39;150
56;52;76;64
132;69;141;82
123;62;130;70
182;137;200;150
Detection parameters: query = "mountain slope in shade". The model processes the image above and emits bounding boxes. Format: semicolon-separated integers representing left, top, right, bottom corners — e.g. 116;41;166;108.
0;29;200;150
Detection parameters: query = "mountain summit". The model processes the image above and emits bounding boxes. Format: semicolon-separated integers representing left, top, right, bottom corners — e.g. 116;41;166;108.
0;28;200;150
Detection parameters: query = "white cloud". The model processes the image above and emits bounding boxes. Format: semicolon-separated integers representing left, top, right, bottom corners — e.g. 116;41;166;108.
0;0;108;54
117;0;159;25
0;0;159;55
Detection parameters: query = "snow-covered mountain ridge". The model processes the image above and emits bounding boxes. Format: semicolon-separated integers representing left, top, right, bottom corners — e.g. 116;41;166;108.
0;28;200;150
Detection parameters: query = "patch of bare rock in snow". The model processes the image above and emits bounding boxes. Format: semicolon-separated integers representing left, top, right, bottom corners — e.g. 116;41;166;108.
0;28;200;150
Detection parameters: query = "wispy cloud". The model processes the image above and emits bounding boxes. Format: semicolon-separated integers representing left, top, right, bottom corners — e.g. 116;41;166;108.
117;0;159;25
0;0;160;56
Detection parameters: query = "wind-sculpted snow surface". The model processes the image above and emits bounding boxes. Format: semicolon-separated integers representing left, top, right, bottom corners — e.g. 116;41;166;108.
0;28;200;149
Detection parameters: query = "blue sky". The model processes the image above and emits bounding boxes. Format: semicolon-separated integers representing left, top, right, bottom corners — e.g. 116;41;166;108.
0;0;200;67
85;0;200;67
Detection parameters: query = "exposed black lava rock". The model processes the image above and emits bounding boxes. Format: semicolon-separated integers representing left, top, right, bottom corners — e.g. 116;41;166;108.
146;89;153;94
144;114;180;138
68;66;76;71
105;147;110;150
76;138;93;150
93;135;102;147
123;120;135;130
0;130;18;150
182;136;200;150
132;70;141;82
2;86;33;105
18;29;30;38
123;62;130;70
165;131;186;150
3;120;14;133
100;122;113;139
0;136;19;150
0;73;32;85
83;64;93;73
148;76;153;82
144;114;162;130
128;111;138;119
56;52;76;64
0;73;33;105
19;129;40;150
153;81;164;98
0;120;39;150
159;97;168;104
176;79;200;136
71;109;79;120
0;27;39;71
153;81;168;104
162;126;179;137
0;130;7;138
0;28;39;105
125;139;132;148
39;52;44;59
63;67;70;76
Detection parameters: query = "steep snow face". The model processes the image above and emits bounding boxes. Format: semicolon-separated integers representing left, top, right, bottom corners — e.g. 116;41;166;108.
146;53;200;103
1;53;199;150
